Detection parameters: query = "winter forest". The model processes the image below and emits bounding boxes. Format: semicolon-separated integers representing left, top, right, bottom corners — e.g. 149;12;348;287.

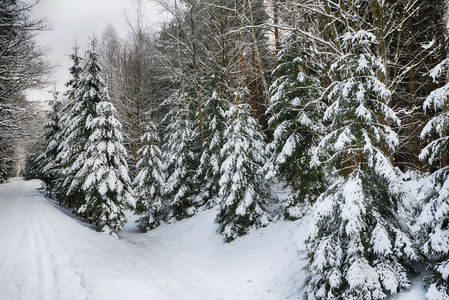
3;0;449;299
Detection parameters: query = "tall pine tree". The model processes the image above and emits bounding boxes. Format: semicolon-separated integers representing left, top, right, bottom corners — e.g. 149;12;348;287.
163;92;200;221
56;39;133;234
133;120;165;231
305;28;418;299
217;102;272;242
266;32;326;219
35;95;63;198
76;99;134;234
54;44;85;208
194;88;230;208
418;58;449;300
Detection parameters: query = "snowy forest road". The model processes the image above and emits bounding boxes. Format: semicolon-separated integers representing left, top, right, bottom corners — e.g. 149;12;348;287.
0;178;104;299
0;178;429;300
0;178;295;300
0;178;215;300
0;179;60;299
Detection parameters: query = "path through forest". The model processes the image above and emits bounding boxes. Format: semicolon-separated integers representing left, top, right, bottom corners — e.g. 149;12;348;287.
0;178;305;300
0;178;426;299
0;178;230;299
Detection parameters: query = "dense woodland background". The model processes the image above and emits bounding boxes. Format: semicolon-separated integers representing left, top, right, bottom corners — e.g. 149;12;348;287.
3;0;449;299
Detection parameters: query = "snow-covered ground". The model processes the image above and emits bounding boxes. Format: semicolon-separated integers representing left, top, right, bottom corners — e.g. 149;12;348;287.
0;178;426;299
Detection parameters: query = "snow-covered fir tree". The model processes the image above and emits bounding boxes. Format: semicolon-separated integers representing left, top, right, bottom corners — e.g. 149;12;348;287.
0;137;14;183
54;44;85;207
75;99;134;234
35;94;64;198
64;43;84;102
56;39;135;234
0;160;10;183
194;88;230;208
133;120;165;232
418;58;449;300
66;44;103;201
217;102;272;242
266;32;326;219
163;92;200;221
305;30;418;299
59;40;134;233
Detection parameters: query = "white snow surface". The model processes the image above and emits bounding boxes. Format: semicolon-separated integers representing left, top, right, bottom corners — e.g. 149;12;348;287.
0;178;426;299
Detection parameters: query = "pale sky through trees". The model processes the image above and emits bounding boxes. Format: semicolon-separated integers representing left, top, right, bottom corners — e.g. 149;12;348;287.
26;0;165;101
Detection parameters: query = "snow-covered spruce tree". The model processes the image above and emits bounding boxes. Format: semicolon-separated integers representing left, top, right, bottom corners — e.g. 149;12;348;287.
58;40;134;233
217;102;272;242
75;99;134;234
53;44;85;207
418;58;449;300
133;120;165;232
266;32;326;219
304;30;419;299
35;97;64;198
0;141;13;183
163;91;200;221
194;88;230;208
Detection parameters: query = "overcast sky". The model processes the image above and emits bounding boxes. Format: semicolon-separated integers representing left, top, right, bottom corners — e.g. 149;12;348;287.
26;0;166;101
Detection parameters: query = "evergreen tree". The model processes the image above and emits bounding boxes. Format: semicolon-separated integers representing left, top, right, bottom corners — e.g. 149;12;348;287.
266;32;326;219
194;88;230;208
56;40;134;233
63;44;84;103
418;58;449;299
65;46;103;202
385;0;448;170
0;140;13;183
217;102;272;242
54;44;84;207
76;100;134;234
133;120;165;232
35;97;64;198
304;29;418;299
163;92;200;221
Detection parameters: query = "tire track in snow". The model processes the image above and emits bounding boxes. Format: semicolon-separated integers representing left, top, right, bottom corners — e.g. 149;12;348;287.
1;178;300;300
0;179;88;299
0;179;182;300
0;179;48;299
